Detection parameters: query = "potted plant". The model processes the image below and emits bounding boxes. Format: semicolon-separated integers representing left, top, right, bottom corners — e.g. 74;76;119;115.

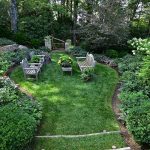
58;56;73;68
58;55;73;75
30;55;40;63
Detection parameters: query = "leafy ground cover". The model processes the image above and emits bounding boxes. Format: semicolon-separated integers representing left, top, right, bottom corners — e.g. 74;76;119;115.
11;52;125;149
0;77;42;150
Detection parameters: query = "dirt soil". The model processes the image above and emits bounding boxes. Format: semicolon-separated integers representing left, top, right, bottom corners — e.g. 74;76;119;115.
112;83;141;150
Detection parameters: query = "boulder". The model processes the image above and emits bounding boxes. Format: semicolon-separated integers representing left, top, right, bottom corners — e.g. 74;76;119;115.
18;45;28;50
0;44;18;51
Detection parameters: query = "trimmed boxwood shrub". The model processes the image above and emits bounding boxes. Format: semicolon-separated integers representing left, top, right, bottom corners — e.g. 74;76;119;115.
126;101;150;145
0;103;37;150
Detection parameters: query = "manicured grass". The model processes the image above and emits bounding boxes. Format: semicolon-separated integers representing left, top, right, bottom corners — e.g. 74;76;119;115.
11;52;125;149
34;134;125;150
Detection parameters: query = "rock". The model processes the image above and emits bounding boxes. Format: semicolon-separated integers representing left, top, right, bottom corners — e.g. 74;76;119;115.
0;44;18;51
18;45;28;50
94;54;118;67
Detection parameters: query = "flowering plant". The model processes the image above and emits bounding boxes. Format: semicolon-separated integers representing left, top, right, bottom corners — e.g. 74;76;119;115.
58;56;73;67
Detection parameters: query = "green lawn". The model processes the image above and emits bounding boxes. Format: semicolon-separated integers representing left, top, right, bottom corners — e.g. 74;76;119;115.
11;52;125;149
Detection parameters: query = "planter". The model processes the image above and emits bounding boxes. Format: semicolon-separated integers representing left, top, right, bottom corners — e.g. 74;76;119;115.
62;67;72;76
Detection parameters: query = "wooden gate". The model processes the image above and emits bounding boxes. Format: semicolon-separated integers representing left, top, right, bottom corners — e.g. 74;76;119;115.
51;36;65;51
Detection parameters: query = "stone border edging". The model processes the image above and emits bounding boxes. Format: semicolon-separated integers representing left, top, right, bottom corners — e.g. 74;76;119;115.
35;131;121;138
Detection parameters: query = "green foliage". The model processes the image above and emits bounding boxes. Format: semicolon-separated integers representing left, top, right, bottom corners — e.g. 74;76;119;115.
12;32;30;45
128;38;150;55
18;2;54;40
0;38;15;46
58;55;73;67
31;55;40;63
81;68;95;82
130;19;150;38
117;50;129;58
105;49;118;58
69;46;87;56
118;54;142;73
16;98;42;124
126;101;150;144
0;0;10;34
119;91;150;118
0;103;37;150
139;55;150;86
30;39;42;48
118;38;150;145
0;77;42;149
0;78;19;104
0;50;29;75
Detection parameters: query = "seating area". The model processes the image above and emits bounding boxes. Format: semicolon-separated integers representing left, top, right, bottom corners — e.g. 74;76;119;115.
76;53;96;71
20;53;45;80
11;52;126;149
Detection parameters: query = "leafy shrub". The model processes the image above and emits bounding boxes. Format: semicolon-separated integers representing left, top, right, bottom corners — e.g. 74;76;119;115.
0;78;21;105
0;103;37;150
31;55;40;63
126;101;150;144
118;38;150;145
0;77;42;149
16;97;42;124
0;77;42;120
58;55;73;67
105;49;118;58
0;84;18;105
69;46;87;56
0;38;15;46
128;38;150;55
117;50;128;58
30;39;43;48
118;54;142;74
38;46;50;52
0;49;30;75
81;68;95;82
119;91;150;118
139;55;150;86
12;32;30;46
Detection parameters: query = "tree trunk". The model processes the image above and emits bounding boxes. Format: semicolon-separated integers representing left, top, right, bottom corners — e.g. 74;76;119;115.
10;0;18;32
73;0;78;45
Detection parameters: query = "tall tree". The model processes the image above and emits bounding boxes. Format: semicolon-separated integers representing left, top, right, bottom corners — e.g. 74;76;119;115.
80;0;129;50
73;0;79;44
10;0;18;32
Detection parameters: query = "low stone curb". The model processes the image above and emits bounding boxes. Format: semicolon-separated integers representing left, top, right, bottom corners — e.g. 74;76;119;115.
35;131;121;138
108;147;131;150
